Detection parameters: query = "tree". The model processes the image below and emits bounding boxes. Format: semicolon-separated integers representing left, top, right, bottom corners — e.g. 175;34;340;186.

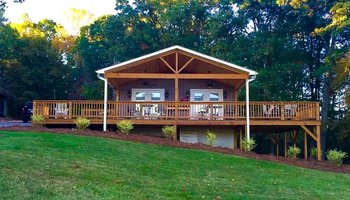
2;16;74;117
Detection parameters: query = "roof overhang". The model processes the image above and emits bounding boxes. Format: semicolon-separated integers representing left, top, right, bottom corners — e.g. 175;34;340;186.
96;45;258;76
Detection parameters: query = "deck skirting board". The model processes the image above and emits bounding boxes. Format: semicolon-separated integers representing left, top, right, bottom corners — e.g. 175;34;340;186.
43;119;320;126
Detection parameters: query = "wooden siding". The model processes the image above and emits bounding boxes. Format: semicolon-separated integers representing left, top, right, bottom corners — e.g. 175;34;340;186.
119;79;235;101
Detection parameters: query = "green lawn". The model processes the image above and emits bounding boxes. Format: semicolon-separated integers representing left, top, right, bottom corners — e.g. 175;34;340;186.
0;131;349;200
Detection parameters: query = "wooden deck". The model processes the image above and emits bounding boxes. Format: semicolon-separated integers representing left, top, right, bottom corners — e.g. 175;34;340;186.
34;100;320;126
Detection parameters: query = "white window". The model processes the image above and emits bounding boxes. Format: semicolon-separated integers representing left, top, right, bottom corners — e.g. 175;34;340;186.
131;89;165;101
190;89;223;102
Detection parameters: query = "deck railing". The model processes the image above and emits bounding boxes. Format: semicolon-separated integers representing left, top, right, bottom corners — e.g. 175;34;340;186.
33;100;320;121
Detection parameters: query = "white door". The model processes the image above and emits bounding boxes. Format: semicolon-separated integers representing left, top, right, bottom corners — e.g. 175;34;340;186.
131;89;164;117
190;89;223;119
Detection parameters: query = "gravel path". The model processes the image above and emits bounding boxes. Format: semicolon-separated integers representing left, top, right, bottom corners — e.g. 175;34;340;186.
0;119;31;127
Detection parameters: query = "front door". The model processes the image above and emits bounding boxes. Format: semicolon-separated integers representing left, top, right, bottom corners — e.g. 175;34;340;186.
131;89;164;117
190;89;223;119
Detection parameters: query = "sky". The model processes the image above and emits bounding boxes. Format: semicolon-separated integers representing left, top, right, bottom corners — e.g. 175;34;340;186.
5;0;117;34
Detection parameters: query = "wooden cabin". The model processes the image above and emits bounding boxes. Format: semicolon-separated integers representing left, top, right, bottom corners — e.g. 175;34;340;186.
33;46;321;160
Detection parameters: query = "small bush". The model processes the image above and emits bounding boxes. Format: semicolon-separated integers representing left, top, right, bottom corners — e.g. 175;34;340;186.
74;117;90;130
287;145;301;159
327;149;348;166
117;120;134;135
162;125;176;139
207;130;217;147
32;115;45;127
241;138;256;152
310;147;318;159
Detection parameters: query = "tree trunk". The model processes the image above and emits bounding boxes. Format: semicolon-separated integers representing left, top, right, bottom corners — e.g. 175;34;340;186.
321;74;330;159
320;35;335;159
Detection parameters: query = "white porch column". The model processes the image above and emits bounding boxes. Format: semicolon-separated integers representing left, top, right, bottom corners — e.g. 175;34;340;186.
245;79;250;141
103;78;108;131
97;73;108;132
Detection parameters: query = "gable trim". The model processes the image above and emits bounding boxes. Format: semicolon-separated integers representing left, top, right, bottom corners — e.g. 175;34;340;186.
96;45;258;75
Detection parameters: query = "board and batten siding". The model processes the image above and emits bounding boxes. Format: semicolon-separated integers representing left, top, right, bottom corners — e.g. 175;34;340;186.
119;79;236;101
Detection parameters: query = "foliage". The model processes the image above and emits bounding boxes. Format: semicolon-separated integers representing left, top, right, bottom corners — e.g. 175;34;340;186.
327;149;348;166
117;120;134;135
241;138;256;152
206;130;216;147
161;125;176;139
2;131;350;199
310;147;318;159
74;117;90;131
287;145;301;159
31;115;44;127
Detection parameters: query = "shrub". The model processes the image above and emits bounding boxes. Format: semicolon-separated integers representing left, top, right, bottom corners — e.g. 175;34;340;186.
31;115;45;127
207;131;217;147
74;117;90;131
241;138;256;152
327;149;348;166
162;125;176;139
310;147;318;159
117;120;134;135
287;145;301;159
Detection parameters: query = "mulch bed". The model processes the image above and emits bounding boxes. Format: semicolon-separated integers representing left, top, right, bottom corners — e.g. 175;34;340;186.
1;126;350;174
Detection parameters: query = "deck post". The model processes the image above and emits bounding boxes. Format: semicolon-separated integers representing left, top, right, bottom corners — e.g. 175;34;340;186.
284;132;287;157
304;131;308;160
245;79;250;141
239;128;243;150
316;125;321;160
68;101;72;119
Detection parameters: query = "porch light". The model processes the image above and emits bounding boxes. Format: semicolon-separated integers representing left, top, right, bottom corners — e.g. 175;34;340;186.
223;91;227;99
127;90;131;98
207;83;213;89
165;90;169;99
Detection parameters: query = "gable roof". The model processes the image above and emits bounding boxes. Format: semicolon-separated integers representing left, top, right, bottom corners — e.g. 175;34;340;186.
96;45;258;75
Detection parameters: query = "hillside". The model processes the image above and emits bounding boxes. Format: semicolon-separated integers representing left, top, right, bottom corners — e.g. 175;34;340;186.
0;131;350;199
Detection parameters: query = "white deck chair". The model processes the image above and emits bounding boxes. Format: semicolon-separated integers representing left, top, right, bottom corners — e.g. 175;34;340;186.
263;105;275;116
54;103;68;118
284;104;297;118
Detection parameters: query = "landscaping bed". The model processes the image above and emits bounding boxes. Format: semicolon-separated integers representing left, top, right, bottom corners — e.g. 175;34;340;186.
1;126;349;173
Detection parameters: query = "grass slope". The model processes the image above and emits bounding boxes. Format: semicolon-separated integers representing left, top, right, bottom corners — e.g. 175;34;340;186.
0;131;350;200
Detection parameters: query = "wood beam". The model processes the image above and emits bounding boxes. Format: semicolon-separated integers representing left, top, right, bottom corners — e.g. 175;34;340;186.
239;128;243;150
179;74;247;79
178;57;194;73
106;73;174;79
176;52;178;72
284;132;287;157
160;57;176;73
276;133;280;157
316;125;321;160
300;125;317;141
178;50;248;74
174;125;178;140
105;50;177;73
304;131;308;160
105;73;248;80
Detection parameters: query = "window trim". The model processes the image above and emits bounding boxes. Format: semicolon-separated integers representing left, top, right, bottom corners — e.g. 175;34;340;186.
190;89;223;102
131;88;165;101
